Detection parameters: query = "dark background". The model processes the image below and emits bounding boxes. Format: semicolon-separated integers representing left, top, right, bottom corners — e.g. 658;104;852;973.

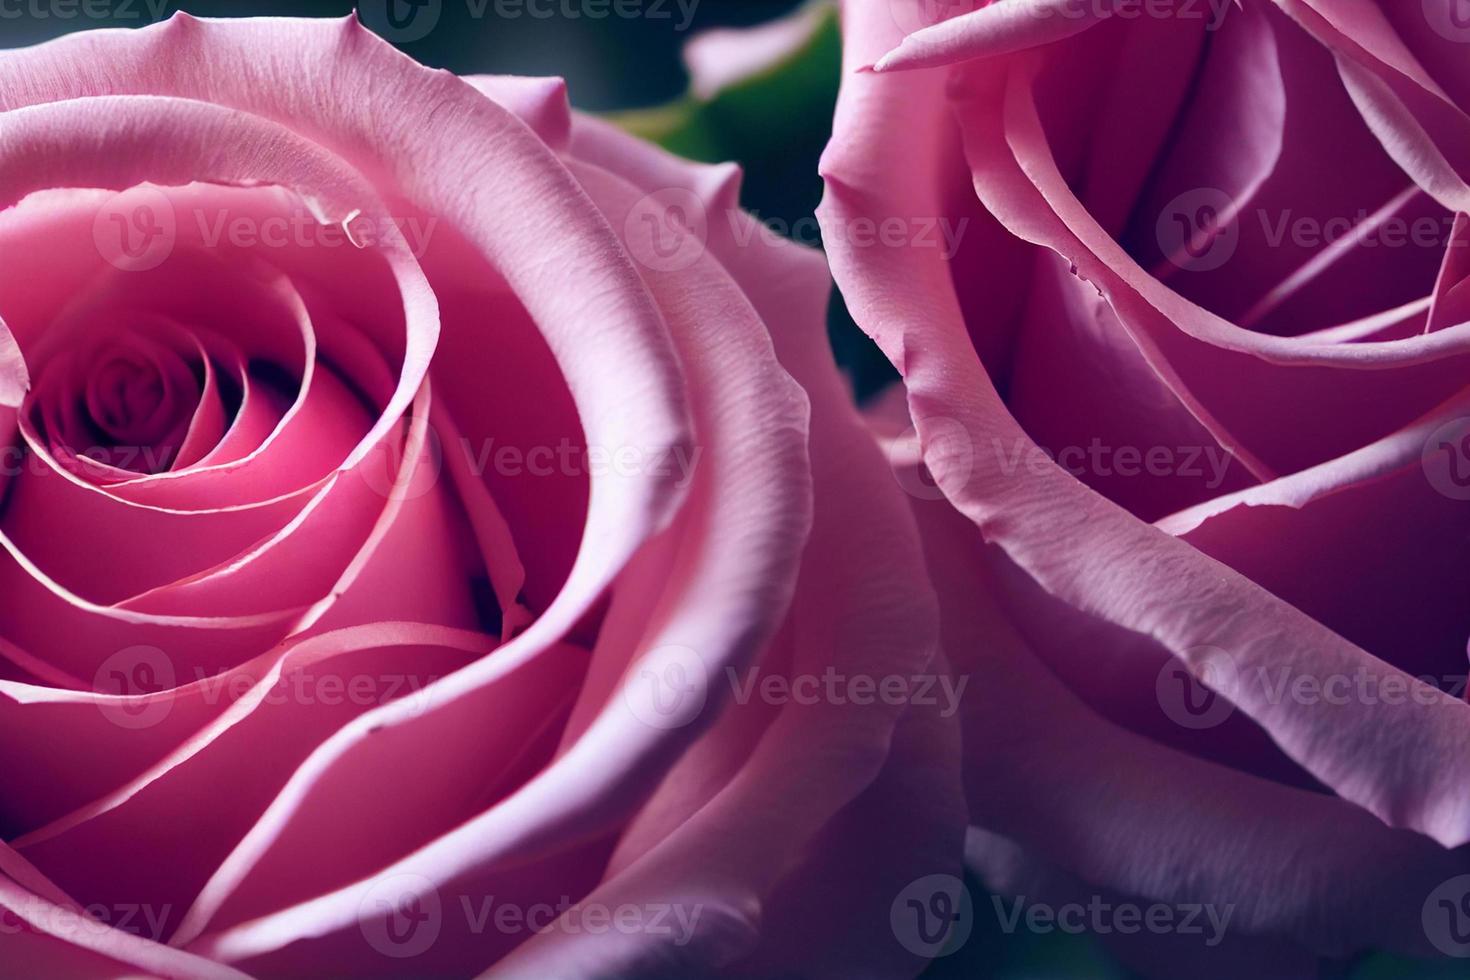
0;0;804;108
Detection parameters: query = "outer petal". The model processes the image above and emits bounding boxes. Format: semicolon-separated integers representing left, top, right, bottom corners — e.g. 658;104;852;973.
482;115;965;979
0;875;250;980
872;0;1113;73
0;315;24;406
897;448;1468;961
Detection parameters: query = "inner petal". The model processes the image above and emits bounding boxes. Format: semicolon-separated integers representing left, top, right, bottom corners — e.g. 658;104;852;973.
1119;7;1449;336
88;345;184;454
31;323;204;475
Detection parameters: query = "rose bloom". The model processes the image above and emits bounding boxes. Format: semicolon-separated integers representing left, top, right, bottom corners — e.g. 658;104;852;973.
823;0;1470;975
0;14;965;977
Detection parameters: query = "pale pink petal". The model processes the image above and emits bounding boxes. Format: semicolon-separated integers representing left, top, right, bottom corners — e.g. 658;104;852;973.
873;0;1113;73
904;472;1468;958
682;2;832;99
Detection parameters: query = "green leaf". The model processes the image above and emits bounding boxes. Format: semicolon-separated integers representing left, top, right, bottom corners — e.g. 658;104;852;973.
609;2;841;174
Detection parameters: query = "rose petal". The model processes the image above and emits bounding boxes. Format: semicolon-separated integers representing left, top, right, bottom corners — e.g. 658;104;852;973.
873;0;1113;73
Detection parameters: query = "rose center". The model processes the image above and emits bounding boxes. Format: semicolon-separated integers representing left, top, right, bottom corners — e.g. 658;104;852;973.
84;346;171;444
25;324;206;475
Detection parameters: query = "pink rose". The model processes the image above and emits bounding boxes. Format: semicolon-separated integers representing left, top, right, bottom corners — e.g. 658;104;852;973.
0;14;962;977
824;0;1470;974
